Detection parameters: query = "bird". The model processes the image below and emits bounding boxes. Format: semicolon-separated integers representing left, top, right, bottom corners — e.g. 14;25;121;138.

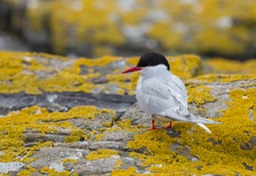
122;52;220;133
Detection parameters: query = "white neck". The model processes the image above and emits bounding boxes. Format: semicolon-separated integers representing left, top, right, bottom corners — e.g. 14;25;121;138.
140;64;170;77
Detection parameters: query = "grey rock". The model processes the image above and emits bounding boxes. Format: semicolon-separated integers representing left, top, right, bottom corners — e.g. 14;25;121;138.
119;103;151;127
0;92;136;115
30;147;90;169
75;157;119;175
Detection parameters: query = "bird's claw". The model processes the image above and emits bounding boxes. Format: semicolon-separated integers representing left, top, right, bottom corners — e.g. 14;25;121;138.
163;122;173;129
147;127;157;130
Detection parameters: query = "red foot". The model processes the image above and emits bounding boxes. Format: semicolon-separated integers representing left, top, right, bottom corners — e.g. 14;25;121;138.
147;120;156;130
163;122;173;129
147;126;157;130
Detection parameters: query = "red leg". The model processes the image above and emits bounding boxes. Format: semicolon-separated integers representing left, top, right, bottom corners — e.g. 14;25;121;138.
164;122;173;129
147;120;156;130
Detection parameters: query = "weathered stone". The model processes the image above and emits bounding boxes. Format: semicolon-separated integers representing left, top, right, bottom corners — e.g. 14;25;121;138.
1;1;256;58
30;147;90;169
0;32;30;51
0;92;136;115
119;103;150;127
1;52;256;175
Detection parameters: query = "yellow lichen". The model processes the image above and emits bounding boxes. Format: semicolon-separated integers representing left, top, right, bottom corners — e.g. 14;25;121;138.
114;159;123;169
128;130;177;167
86;149;119;160
0;52;202;95
111;167;138;176
64;129;86;143
106;54;202;95
187;85;217;106
116;88;125;95
95;133;105;141
189;74;256;83
0;52;121;94
0;105;115;165
4;1;256;56
40;166;70;176
126;56;139;65
74;56;121;67
62;158;78;164
205;58;256;74
168;55;202;80
17;165;37;176
113;85;256;175
102;121;112;127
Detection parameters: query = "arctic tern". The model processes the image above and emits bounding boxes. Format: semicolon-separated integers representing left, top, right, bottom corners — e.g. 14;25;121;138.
122;52;220;133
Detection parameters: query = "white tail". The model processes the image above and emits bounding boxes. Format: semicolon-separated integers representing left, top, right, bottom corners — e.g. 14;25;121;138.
196;123;212;133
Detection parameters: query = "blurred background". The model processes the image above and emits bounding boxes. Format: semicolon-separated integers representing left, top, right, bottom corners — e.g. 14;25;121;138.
0;0;256;60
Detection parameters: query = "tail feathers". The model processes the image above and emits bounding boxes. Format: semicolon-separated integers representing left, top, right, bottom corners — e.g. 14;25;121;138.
188;114;221;124
196;123;212;134
190;114;221;134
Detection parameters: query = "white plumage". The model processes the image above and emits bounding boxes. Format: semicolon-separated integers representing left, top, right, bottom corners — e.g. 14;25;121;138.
136;65;219;133
122;52;220;133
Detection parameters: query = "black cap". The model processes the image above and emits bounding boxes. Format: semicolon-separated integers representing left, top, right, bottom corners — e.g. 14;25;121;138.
137;52;170;70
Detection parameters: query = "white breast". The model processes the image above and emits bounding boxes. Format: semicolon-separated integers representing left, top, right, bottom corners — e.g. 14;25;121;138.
135;64;189;118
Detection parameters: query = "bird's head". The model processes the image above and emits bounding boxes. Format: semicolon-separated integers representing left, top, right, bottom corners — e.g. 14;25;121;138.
122;52;170;74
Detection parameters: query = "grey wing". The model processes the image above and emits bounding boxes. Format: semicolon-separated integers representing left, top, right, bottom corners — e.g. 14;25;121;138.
168;74;188;108
141;75;189;116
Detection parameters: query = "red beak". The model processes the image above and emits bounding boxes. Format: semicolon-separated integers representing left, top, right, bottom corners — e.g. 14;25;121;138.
122;66;142;74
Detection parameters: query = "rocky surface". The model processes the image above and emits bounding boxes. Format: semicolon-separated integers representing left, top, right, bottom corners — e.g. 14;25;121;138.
0;32;30;51
0;52;200;114
0;0;256;58
0;52;256;175
0;92;136;115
